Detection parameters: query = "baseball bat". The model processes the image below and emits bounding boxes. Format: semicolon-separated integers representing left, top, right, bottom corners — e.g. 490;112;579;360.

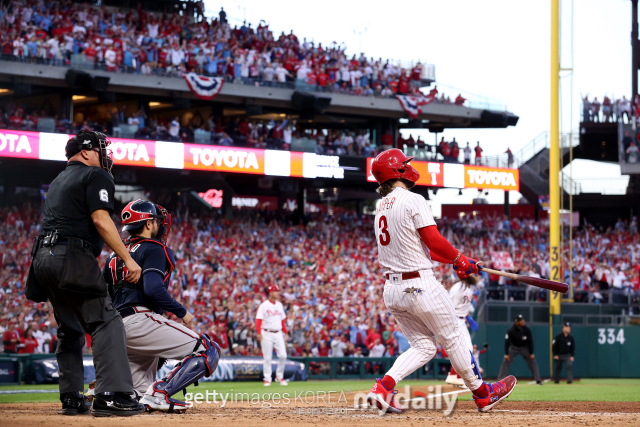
479;266;569;294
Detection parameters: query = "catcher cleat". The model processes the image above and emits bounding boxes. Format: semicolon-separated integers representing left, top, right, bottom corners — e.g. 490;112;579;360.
84;380;96;402
473;375;517;413
366;378;406;415
139;393;191;413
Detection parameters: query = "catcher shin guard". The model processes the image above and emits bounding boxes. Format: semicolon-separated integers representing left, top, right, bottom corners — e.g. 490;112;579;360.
142;334;221;412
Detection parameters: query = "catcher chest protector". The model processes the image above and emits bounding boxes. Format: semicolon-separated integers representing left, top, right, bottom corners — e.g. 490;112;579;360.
150;334;221;409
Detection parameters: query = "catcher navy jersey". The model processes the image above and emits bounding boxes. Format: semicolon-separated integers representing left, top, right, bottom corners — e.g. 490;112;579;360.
103;237;186;318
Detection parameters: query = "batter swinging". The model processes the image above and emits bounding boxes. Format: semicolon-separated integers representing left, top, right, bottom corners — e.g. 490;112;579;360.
366;149;516;414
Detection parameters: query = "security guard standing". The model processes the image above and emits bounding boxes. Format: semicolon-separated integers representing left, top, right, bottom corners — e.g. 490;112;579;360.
553;322;575;384
26;131;145;417
498;314;542;384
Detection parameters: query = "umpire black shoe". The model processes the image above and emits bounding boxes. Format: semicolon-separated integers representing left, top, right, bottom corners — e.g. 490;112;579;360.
90;392;145;417
61;391;91;415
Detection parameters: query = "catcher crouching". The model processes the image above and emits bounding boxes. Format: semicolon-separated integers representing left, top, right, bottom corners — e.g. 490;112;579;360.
101;200;221;412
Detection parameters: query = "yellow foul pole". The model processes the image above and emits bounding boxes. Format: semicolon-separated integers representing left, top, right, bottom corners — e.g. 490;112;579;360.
549;0;561;376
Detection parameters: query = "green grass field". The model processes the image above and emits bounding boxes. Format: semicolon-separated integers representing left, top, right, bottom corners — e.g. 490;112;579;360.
1;378;639;404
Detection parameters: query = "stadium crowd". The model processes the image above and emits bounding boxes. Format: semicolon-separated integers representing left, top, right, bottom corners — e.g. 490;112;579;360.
581;94;638;125
0;101;489;161
1;202;638;357
0;0;445;99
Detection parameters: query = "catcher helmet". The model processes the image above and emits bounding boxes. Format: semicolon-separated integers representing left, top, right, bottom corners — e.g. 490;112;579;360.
371;148;420;185
267;285;280;293
121;199;172;245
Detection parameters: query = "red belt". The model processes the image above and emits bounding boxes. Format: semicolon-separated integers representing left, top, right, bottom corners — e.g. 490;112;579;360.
385;271;421;281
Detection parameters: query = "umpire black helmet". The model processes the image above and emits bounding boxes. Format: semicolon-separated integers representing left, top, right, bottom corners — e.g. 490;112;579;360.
65;131;114;176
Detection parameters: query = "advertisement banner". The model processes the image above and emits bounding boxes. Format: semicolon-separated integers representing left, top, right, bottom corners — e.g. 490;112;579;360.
0;130;40;159
490;251;515;270
183;143;265;174
109;138;156;167
463;165;520;191
232;195;278;210
24;356;306;384
0;130;347;180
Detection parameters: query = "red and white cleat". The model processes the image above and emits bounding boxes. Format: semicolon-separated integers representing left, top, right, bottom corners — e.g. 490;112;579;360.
276;377;288;386
264;380;272;387
473;375;517;413
366;378;406;414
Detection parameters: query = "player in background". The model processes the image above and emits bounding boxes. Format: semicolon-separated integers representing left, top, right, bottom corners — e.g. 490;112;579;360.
103;200;221;412
256;285;289;386
445;274;479;387
366;149;516;414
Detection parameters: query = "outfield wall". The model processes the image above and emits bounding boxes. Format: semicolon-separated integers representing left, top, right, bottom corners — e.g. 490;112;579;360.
475;324;640;379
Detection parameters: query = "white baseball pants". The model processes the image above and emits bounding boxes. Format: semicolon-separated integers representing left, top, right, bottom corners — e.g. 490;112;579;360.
458;317;473;350
260;330;287;381
383;270;483;391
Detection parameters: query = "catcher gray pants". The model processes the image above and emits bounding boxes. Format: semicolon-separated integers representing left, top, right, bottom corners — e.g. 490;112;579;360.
554;354;573;383
122;308;199;395
31;245;134;394
498;345;541;382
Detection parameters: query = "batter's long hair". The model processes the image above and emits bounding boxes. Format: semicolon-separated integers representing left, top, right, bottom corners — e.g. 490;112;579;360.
377;179;415;197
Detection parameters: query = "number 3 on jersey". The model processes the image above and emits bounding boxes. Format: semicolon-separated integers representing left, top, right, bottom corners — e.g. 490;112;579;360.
378;215;391;246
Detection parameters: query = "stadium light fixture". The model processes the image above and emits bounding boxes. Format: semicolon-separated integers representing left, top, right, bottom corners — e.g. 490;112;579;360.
149;101;172;109
0;88;10;93
72;95;86;101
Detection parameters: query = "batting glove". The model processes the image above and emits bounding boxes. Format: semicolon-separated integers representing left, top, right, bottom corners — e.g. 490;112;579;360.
453;254;479;278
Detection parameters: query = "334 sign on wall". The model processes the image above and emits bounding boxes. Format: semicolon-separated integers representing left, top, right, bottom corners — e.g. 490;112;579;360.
597;328;625;345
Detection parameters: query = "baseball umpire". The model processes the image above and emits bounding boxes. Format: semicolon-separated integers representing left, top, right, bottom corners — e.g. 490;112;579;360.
553;322;575;384
25;131;145;416
498;314;542;384
103;199;221;412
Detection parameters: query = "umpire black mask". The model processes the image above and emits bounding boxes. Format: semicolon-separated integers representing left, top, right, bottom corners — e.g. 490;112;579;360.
65;131;114;177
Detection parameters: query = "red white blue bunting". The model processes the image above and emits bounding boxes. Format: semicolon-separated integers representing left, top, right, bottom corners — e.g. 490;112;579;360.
183;73;225;100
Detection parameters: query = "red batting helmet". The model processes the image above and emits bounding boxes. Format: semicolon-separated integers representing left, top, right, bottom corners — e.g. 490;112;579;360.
371;148;420;185
267;285;280;293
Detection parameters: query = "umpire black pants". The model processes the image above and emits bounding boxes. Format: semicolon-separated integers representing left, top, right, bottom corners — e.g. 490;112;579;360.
32;245;134;394
498;345;541;382
554;354;573;383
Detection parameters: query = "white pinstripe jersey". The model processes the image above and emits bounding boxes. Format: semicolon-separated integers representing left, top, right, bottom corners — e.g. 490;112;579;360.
449;281;474;317
256;300;286;331
374;187;436;273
